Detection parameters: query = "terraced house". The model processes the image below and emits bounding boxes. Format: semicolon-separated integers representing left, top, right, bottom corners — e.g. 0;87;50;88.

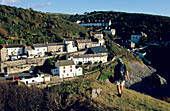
51;60;83;78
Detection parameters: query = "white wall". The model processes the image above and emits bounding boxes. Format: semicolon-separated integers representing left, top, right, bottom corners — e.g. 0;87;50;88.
59;65;76;78
7;47;23;56
75;67;83;76
68;55;107;65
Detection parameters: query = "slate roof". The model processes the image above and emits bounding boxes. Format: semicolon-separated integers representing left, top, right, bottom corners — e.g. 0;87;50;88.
47;43;65;46
5;44;23;48
70;54;103;58
58;60;75;66
25;46;33;51
88;46;107;53
32;44;47;48
76;40;92;43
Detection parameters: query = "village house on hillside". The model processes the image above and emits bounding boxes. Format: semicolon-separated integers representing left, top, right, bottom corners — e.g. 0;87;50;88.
104;28;116;36
86;46;108;55
67;54;108;65
46;42;66;53
93;32;105;46
76;20;112;27
25;44;47;58
76;39;93;50
131;32;147;43
0;44;24;61
63;38;78;53
51;60;83;78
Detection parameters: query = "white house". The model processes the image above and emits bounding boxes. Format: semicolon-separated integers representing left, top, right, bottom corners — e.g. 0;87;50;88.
131;32;147;43
51;60;83;78
20;74;51;85
47;42;65;53
67;54;108;65
76;39;93;50
75;67;83;76
94;33;103;39
63;38;77;53
25;44;47;57
77;20;112;27
104;28;116;36
0;44;24;61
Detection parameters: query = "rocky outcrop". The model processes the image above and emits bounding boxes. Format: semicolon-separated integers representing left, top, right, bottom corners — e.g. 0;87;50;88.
92;88;102;98
125;61;156;87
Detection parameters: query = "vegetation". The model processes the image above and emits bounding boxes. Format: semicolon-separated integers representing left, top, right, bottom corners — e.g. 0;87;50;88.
59;11;170;41
0;73;170;111
0;5;87;45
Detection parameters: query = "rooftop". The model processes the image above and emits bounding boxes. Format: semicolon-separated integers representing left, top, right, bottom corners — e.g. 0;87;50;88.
32;44;47;48
70;54;104;58
88;46;107;53
58;60;75;66
1;44;24;48
76;39;92;43
47;43;65;46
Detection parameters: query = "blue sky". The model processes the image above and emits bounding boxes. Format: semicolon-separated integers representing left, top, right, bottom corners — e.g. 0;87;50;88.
1;0;170;17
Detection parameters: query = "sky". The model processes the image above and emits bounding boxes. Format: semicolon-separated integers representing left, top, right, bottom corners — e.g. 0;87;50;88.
0;0;170;17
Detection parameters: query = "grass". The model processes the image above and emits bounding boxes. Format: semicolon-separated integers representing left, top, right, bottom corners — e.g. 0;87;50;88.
89;76;170;110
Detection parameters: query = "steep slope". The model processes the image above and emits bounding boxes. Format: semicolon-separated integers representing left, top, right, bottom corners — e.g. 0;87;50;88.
0;5;87;45
60;11;170;41
0;73;169;111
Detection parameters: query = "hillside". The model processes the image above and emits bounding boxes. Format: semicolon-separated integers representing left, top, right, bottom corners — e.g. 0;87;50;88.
0;5;87;45
59;11;170;41
0;72;169;110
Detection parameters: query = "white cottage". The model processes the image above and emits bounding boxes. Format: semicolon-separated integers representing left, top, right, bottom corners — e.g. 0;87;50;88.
67;54;108;65
51;60;83;78
63;38;77;53
25;44;47;57
0;44;24;61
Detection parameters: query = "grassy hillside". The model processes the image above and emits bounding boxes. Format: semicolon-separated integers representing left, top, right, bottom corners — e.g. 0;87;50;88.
0;72;169;110
0;5;87;45
60;11;170;41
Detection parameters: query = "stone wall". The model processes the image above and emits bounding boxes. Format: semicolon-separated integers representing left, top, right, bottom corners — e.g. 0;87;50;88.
0;56;54;74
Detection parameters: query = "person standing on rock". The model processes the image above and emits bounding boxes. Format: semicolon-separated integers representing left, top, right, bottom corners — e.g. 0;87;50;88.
114;58;130;97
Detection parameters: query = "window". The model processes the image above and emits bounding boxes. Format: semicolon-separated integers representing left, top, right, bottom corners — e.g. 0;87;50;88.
26;81;28;84
67;74;69;76
32;80;35;82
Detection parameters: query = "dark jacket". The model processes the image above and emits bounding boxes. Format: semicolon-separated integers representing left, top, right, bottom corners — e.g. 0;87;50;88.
114;63;127;80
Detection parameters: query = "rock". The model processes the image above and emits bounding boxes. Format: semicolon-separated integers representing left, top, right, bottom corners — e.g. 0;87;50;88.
96;88;102;95
92;89;97;98
92;88;102;98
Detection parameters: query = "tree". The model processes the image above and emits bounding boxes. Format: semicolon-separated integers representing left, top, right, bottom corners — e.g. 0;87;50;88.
0;28;8;36
139;36;147;45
